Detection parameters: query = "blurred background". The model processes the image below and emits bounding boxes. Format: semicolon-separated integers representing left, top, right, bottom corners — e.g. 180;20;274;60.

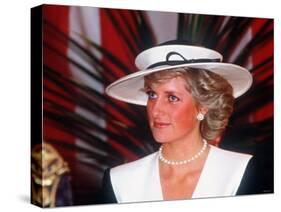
32;4;273;207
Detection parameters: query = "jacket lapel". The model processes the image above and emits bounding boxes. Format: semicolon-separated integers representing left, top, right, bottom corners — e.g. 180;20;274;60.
192;145;252;198
110;152;163;203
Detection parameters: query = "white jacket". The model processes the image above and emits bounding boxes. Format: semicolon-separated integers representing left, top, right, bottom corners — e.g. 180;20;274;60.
110;145;252;203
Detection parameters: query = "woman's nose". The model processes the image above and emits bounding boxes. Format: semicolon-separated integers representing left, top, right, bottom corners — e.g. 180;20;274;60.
151;98;165;117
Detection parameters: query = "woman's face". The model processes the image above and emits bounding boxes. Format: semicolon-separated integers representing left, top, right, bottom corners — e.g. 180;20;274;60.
146;76;200;144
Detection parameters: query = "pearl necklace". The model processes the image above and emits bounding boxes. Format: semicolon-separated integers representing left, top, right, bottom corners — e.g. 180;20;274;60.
159;139;208;165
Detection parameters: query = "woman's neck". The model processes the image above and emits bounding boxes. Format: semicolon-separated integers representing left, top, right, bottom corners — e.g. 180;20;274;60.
161;132;205;162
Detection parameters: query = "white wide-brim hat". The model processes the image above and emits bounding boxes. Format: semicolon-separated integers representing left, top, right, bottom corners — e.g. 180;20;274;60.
105;44;253;106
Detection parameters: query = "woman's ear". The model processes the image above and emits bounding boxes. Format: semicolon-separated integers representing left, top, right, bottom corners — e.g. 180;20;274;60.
196;106;208;121
199;106;209;115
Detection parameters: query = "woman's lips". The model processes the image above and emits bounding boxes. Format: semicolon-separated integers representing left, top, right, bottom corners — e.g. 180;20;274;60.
153;122;171;129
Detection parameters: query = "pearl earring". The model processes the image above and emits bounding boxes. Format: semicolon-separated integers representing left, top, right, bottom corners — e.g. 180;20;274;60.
197;112;204;121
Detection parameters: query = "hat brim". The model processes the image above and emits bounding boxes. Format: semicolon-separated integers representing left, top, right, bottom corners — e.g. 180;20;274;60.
105;62;253;106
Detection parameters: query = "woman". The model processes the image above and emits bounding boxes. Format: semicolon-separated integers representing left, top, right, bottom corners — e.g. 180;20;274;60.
102;42;264;203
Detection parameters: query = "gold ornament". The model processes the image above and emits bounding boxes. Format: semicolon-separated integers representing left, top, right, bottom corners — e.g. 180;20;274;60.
31;143;70;207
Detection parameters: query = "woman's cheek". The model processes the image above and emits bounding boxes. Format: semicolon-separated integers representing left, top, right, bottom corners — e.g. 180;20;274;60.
172;103;197;131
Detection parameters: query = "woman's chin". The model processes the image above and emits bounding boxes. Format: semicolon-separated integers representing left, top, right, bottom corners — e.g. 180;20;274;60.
151;128;176;144
153;136;172;144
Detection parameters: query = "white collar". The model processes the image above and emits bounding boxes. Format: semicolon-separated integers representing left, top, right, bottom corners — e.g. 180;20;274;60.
110;145;252;203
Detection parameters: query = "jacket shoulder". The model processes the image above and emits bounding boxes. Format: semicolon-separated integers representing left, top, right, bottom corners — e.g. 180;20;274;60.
111;152;158;176
109;152;158;202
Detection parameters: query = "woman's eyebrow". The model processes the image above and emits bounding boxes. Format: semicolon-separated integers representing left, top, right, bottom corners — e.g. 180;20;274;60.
163;90;182;95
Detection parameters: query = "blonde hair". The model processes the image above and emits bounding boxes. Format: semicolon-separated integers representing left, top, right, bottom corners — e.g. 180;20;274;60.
144;67;234;140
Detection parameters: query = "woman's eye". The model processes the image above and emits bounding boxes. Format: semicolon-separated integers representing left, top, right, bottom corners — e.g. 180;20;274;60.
168;95;179;102
146;91;157;99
